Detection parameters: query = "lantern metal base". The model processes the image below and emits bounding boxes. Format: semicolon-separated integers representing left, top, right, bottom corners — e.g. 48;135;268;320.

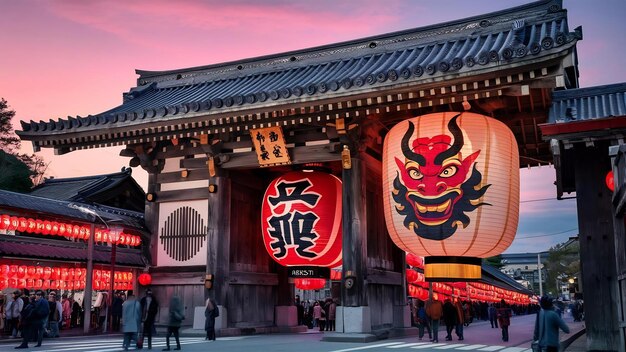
424;256;482;282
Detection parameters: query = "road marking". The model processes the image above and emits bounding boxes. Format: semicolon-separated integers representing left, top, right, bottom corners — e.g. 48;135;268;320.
434;344;468;349
499;348;528;352
387;343;430;348
411;343;446;349
477;346;506;351
329;342;405;352
456;345;488;350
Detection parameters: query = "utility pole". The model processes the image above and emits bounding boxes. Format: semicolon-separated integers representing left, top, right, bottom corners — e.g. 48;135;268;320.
537;253;543;297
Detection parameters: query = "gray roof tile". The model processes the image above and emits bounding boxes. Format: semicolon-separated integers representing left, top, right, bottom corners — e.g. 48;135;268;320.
548;82;626;123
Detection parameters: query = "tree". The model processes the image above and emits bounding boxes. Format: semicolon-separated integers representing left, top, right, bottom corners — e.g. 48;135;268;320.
484;254;506;269
0;98;46;190
542;239;580;298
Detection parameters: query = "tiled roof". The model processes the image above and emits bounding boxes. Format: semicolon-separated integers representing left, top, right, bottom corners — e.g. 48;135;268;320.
548;82;626;123
0;189;145;231
19;0;580;136
0;236;145;266
29;167;143;201
482;263;533;295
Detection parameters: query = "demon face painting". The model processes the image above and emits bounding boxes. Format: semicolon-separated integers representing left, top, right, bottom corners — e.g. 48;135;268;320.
392;114;490;241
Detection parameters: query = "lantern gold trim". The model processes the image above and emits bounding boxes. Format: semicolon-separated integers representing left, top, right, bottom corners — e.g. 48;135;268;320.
424;256;481;281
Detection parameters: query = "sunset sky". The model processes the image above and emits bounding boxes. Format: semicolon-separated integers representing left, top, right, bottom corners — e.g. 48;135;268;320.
1;0;625;253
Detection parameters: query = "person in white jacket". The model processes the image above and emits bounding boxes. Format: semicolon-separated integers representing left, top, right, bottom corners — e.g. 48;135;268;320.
5;290;23;338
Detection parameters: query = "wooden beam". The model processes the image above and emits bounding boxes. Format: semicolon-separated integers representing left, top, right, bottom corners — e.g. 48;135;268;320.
181;144;341;170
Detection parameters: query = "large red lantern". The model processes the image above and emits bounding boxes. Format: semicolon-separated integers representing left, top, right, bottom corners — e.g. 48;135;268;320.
294;278;326;290
383;112;519;281
138;273;152;286
261;171;342;267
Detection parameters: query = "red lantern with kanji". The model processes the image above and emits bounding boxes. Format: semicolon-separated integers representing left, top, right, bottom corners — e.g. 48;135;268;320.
138;273;152;286
27;266;36;277
294;278;326;290
58;223;67;236
43;220;52;235
27;218;37;233
17;265;26;278
51;222;59;236
261;171;342;267
43;267;52;280
35;219;44;234
383;112;519;281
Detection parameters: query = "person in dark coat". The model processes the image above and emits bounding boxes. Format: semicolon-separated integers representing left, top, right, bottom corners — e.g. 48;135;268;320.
488;303;498;328
141;289;159;350
111;292;124;332
163;296;184;351
204;298;218;341
442;299;457;341
16;290;48;349
15;291;35;349
497;299;513;342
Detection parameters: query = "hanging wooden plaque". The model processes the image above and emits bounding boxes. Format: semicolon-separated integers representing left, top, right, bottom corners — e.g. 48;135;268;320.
250;126;291;167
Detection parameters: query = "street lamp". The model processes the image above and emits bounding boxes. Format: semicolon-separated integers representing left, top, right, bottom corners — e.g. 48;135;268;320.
68;203;123;334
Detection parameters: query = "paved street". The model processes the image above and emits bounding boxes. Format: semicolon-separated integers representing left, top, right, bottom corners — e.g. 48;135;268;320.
0;314;583;352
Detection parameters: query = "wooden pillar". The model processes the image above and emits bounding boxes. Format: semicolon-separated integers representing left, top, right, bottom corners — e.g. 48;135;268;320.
574;143;620;350
609;144;626;352
144;173;160;268
341;156;367;307
206;175;231;313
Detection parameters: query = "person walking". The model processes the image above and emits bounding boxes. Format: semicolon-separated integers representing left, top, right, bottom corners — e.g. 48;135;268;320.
204;298;218;341
163;296;185;351
6;290;23;338
488;303;498;328
497;299;512;342
442;299;456;341
425;297;443;343
16;290;48;349
326;299;337;331
47;292;61;338
416;300;432;341
61;294;71;330
111;292;124;332
15;291;36;349
533;296;570;352
141;289;159;350
122;294;142;351
454;299;465;340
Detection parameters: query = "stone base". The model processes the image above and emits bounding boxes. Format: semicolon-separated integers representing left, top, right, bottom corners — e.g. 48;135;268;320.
335;306;371;333
192;305;227;330
394;304;411;328
275;305;297;327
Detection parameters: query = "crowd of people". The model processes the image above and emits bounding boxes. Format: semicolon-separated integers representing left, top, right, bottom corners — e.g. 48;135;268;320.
295;296;338;332
410;295;576;348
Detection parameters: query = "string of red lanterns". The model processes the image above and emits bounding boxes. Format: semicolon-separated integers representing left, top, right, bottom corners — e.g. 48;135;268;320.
406;269;531;305
0;214;141;247
0;264;134;291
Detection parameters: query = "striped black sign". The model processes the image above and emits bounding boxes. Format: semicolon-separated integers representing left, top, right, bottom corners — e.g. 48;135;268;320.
160;206;207;261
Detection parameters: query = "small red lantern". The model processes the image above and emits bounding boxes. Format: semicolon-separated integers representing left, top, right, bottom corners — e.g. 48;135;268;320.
35;219;44;234
0;214;10;230
406;253;424;269
17;265;27;278
72;225;81;239
330;269;342;281
138;273;152;286
35;266;44;279
606;171;615;192
27;266;36;277
9;216;19;231
294;278;326;290
27;218;37;233
51;222;59;236
261;171;342;267
9;265;18;278
406;269;419;283
18;217;28;232
0;264;9;275
58;223;67;236
43;220;53;234
43;267;52;280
